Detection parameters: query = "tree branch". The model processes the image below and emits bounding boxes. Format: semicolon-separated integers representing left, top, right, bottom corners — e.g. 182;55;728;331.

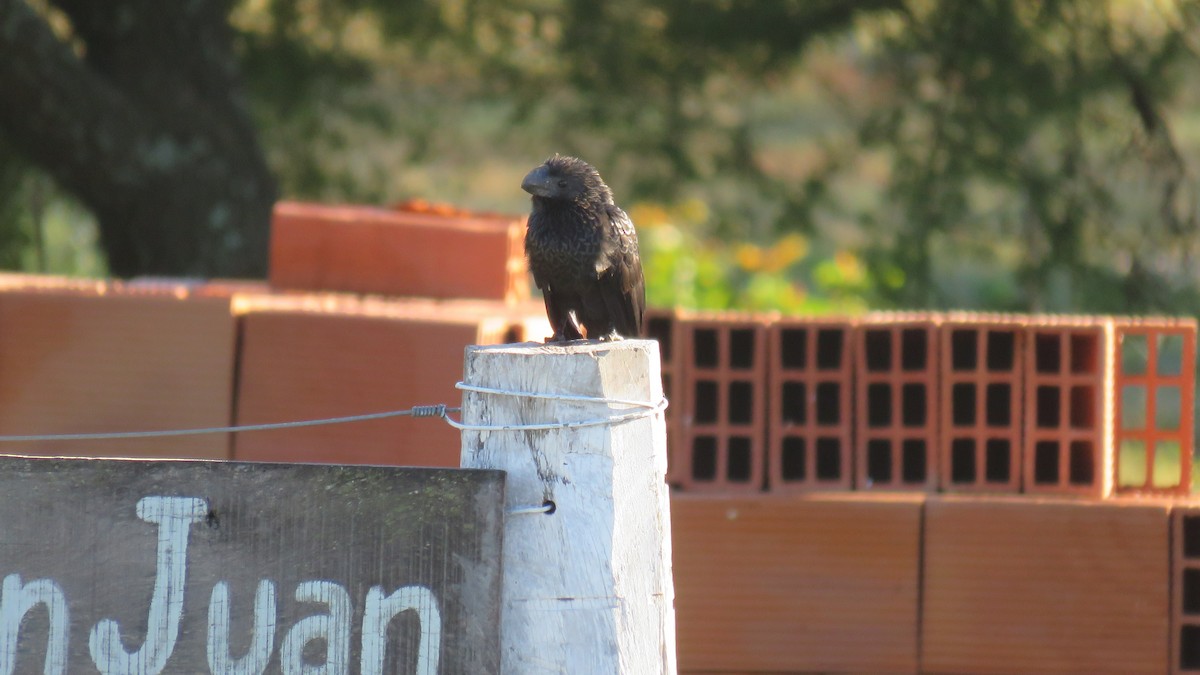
0;0;159;211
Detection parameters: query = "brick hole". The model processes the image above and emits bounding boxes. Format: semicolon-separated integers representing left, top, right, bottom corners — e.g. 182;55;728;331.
727;437;752;482
728;381;753;425
662;374;672;401
815;382;840;425
781;437;806;481
816;438;841;480
1118;440;1147;488
985;383;1011;427
865;330;892;371
1069;333;1098;374
1157;385;1182;431
902;439;927;483
987;331;1016;372
1121;384;1147;430
901;329;928;371
646;317;673;361
730;329;755;369
1183;515;1200;558
985;439;1010;482
1035;333;1061;373
867;383;892;427
1121;334;1148;375
816;329;844;370
951;330;978;371
502;325;523;343
1069;386;1095;429
694;329;719;368
781;382;806;425
1069;440;1094;485
952;383;976;426
902;383;926;427
1154;440;1182;488
1034;441;1060;484
692;437;718;481
1159;333;1185;376
951;439;976;483
1181;625;1200;670
1186;569;1200;614
1036;386;1061;428
780;328;807;369
694;381;718;424
866;439;892;483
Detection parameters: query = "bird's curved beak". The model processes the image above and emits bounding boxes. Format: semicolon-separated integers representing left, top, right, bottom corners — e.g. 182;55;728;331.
521;165;554;197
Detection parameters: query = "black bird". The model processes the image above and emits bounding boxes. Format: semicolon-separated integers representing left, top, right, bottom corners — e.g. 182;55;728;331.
521;155;645;342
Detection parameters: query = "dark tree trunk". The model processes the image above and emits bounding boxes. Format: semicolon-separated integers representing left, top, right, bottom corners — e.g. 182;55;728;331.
0;0;276;277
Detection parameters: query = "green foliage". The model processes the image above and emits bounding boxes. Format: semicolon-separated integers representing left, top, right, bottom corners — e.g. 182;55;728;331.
839;0;1200;313
2;0;1199;318
632;200;869;314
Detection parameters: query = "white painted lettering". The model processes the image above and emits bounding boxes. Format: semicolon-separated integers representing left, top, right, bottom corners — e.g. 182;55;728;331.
280;581;351;675
0;574;69;675
88;496;208;674
207;580;276;675
360;585;441;675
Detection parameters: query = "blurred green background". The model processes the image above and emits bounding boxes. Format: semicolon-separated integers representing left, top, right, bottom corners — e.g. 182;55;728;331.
2;0;1198;315
2;0;1198;484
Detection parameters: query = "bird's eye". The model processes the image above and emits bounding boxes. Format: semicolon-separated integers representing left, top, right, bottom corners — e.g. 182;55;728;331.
557;180;568;188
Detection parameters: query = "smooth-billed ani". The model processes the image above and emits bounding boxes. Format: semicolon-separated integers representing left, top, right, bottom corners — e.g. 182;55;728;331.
521;155;645;342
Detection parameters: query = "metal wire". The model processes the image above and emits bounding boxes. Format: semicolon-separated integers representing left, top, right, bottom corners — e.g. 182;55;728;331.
0;381;667;441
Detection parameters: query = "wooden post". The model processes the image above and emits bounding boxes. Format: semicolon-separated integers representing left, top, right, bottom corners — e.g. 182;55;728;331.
459;340;678;674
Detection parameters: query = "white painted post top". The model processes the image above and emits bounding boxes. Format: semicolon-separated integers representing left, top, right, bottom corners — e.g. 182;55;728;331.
459;339;677;675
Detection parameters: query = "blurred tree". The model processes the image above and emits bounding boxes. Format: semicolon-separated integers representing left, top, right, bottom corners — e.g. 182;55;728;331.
0;0;1196;318
848;0;1200;313
0;0;275;276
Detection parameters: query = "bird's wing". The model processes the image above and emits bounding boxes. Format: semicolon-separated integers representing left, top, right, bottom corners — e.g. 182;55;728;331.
597;205;646;337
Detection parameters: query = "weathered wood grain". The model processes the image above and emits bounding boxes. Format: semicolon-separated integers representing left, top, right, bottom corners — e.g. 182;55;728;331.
0;456;504;674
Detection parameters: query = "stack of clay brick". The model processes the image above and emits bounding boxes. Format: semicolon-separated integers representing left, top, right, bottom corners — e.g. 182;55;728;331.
0;201;548;467
648;308;1200;674
648;308;1197;498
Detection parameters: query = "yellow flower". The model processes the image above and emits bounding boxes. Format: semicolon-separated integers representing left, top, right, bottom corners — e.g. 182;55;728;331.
629;202;671;229
834;250;865;283
735;243;764;271
763;233;809;272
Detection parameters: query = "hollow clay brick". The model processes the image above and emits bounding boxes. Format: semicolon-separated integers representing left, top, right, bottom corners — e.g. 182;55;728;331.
767;317;856;492
675;312;774;492
1173;504;1200;673
923;495;1169;674
269;200;530;302
644;307;683;485
1023;316;1115;497
939;313;1026;492
855;313;942;491
1113;317;1196;496
672;493;922;673
233;294;542;466
0;284;237;459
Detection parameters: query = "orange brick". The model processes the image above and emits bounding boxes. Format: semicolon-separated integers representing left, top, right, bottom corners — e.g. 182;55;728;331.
269;200;530;302
232;296;540;465
1023;316;1115;497
856;313;942;491
923;495;1170;674
1113;317;1196;496
672;493;922;673
675;312;774;493
939;313;1027;492
0;288;236;459
644;308;683;484
1173;504;1200;674
768;317;856;492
